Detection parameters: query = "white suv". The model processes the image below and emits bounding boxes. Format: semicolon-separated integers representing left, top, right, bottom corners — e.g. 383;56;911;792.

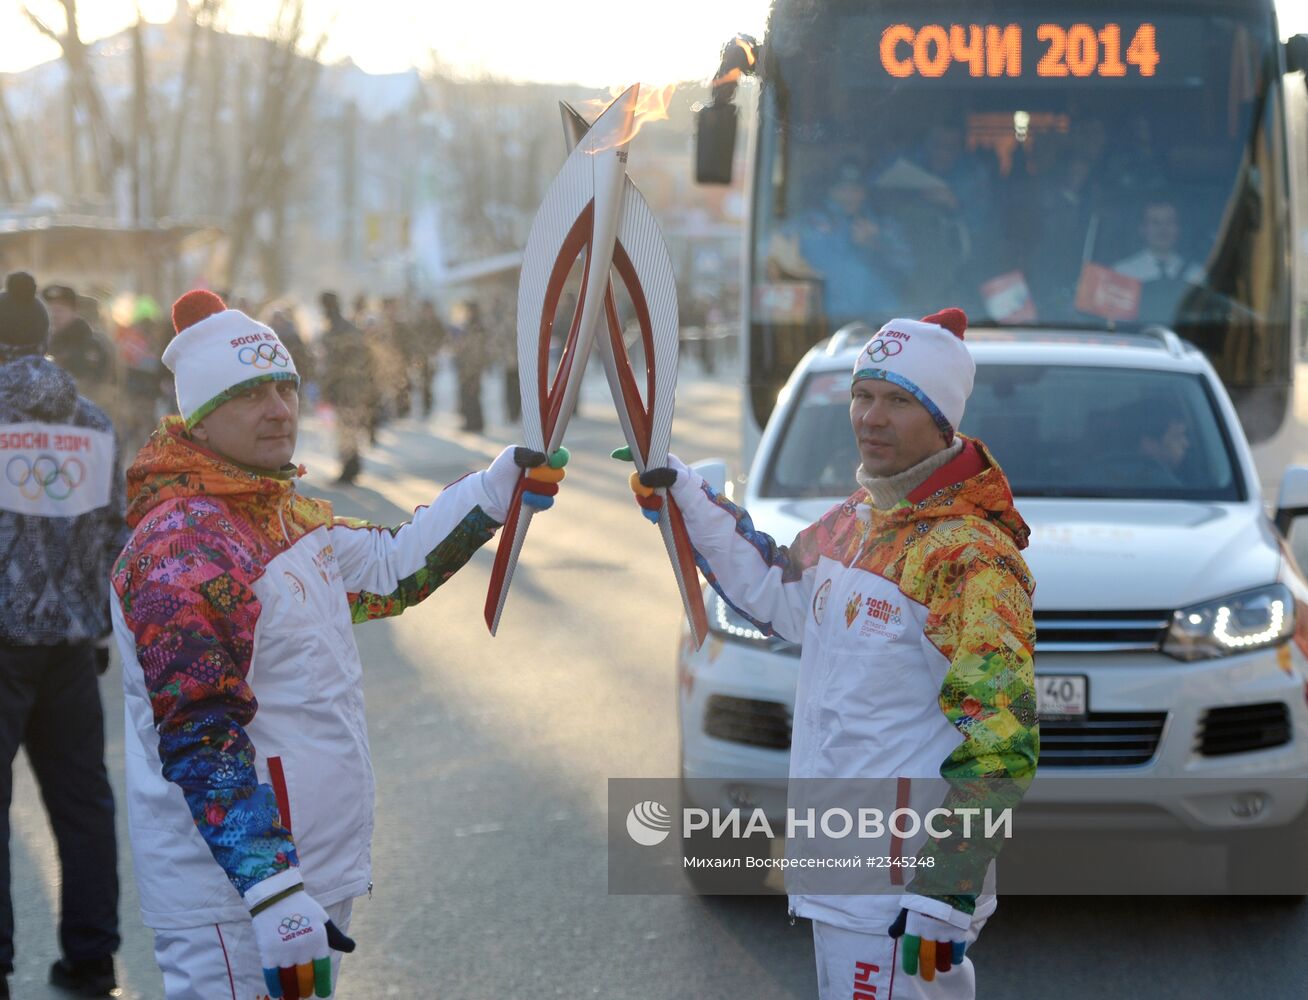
679;329;1308;890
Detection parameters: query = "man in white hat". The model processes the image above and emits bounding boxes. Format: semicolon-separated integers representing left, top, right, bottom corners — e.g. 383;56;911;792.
625;308;1038;999
111;290;566;999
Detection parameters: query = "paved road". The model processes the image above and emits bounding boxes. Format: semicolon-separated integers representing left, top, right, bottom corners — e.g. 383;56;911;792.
9;361;1308;997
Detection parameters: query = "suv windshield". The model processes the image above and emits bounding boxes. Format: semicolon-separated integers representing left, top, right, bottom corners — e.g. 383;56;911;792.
764;362;1244;501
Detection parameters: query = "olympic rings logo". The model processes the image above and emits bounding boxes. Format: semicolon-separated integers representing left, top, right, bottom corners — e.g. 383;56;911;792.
5;454;85;501
237;343;290;369
278;914;310;935
864;339;904;364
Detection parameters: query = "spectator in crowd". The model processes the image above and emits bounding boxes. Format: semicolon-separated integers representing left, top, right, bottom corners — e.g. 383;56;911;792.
349;293;370;330
488;294;520;424
414;299;446;417
41;284;116;412
109;295;170;453
0;272;125;999
268;308;315;395
380;297;415;419
318;291;374;485
451;300;487;434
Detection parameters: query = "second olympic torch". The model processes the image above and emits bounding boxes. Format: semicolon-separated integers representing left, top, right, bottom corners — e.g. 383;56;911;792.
484;84;709;647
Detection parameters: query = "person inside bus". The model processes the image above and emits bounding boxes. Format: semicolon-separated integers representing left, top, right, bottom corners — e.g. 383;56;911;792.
1113;199;1205;285
899;123;996;243
1028;151;1102;315
770;161;910;321
1017;116;1115;318
870;123;997;300
1112;199;1206;324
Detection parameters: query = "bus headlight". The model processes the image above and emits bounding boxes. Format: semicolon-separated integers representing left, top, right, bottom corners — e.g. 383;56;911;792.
1163;584;1294;661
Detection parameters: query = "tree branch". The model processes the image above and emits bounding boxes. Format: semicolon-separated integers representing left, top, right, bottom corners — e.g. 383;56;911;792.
20;5;61;45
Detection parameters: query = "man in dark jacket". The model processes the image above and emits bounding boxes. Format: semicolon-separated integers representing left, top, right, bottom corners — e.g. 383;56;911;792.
0;273;126;998
41;284;116;416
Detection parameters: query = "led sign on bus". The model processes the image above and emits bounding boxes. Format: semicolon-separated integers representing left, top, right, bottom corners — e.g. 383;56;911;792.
880;23;1160;80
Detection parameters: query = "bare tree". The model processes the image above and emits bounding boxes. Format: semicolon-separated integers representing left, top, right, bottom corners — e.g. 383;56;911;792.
0;77;36;201
158;0;217;218
426;71;563;260
223;0;327;291
129;13;157;225
22;0;125;200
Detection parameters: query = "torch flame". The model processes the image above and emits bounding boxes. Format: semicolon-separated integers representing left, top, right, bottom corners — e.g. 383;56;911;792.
581;83;677;153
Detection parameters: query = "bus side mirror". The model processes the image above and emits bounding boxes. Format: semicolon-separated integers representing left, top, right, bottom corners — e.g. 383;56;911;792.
695;34;758;186
1287;34;1308;86
696;102;738;185
1274;465;1308;535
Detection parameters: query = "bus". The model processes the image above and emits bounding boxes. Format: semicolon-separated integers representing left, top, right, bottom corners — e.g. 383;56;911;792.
696;0;1308;491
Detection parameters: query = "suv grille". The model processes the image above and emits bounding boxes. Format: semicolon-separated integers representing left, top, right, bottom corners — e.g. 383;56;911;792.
1197;702;1291;757
1035;611;1170;653
1039;711;1167;767
704;695;791;749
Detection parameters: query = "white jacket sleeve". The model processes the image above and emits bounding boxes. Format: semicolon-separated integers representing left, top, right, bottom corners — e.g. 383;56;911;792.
665;456;819;644
329;469;502;621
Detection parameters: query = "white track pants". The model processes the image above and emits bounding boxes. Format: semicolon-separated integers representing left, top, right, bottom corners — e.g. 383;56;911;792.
151;900;353;1000
812;912;988;1000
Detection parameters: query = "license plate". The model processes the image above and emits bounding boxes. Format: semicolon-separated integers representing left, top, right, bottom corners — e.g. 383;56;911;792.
1037;674;1088;720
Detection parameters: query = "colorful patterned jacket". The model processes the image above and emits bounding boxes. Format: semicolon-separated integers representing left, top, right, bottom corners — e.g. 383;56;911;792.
111;417;503;929
668;436;1038;934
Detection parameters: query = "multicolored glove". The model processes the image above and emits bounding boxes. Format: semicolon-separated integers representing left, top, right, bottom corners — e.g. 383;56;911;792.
888;904;967;982
246;875;355;999
611;446;682;523
484;445;570;518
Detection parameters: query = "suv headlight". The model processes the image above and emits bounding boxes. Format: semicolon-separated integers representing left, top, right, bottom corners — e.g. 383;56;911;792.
706;590;770;646
1163;584;1294;661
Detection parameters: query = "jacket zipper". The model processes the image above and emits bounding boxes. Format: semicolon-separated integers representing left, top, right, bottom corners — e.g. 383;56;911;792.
277;501;291;545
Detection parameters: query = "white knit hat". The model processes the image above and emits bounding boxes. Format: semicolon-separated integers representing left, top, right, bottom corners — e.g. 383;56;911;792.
851;308;975;436
161;290;299;428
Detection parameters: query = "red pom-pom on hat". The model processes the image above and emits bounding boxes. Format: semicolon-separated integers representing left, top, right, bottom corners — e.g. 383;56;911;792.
921;307;967;340
172;289;226;334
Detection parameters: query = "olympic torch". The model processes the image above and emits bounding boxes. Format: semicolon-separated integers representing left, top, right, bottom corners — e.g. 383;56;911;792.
483;86;638;635
484;85;708;647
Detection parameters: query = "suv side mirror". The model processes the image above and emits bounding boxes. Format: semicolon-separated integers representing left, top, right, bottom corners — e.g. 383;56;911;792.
691;458;729;497
1274;465;1308;534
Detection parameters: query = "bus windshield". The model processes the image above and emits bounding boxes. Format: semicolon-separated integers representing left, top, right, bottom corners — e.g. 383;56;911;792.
749;0;1291;438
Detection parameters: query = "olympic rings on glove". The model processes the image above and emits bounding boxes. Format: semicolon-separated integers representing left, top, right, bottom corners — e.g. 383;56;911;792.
238;343;290;369
5;453;85;501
